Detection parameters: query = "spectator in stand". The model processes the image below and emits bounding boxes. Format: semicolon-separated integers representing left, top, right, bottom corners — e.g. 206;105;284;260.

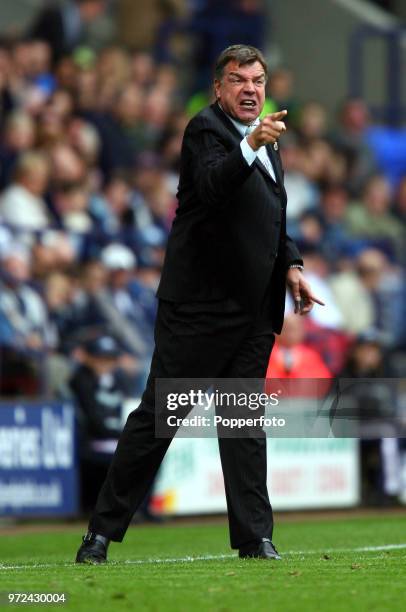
96;47;131;110
0;44;14;127
318;184;355;263
31;231;76;280
330;98;377;195
141;87;172;151
69;334;136;512
130;51;155;89
49;143;87;185
393;176;406;224
83;83;143;178
332;247;406;347
289;248;344;331
67;246;154;373
297;101;328;145
27;0;107;64
89;170;133;233
132;152;176;236
279;132;318;222
0;111;36;189
266;314;331;379
286;248;351;374
0;151;51;230
345;175;405;261
52;181;94;233
339;330;401;506
0;244;54;395
98;244;155;358
44;271;79;353
329;249;375;335
266;67;301;128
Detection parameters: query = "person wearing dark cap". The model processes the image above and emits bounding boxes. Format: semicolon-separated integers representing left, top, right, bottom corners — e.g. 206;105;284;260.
69;334;135;512
76;44;323;564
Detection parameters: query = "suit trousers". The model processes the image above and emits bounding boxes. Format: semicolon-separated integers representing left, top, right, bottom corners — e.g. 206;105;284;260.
88;296;276;549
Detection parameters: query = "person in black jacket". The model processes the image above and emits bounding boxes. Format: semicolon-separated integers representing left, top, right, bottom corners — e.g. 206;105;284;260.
27;0;106;64
69;334;134;512
76;44;323;564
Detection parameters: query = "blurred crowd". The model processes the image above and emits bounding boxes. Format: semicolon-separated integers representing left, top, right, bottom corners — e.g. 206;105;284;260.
0;0;406;508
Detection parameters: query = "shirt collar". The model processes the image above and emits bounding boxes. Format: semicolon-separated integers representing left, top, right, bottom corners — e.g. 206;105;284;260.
218;103;260;137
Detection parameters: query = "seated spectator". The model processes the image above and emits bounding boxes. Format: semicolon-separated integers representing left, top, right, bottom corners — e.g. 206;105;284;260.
266;67;301;128
44;271;79;354
52;181;94;233
345;175;405;260
329;250;375;334
98;244;155;356
0;111;36;189
49;143;87;185
0;44;14;127
279;133;317;221
287;248;344;331
318;184;356;263
300;139;344;185
297;101;328;145
332;247;406;348
68;246;155;373
132;152;176;235
82;83;143;178
89;170;133;233
393;176;406;224
0;151;51;230
354;248;406;348
0;244;54;395
267;314;332;379
329;98;377;195
31;230;76;279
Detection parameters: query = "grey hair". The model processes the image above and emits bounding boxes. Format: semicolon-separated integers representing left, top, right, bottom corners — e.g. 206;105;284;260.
214;45;268;80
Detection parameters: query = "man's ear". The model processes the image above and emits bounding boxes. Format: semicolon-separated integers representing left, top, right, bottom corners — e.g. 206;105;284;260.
213;79;221;100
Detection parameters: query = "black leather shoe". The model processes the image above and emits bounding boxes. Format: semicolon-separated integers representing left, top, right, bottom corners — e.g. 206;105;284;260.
75;532;110;564
239;538;282;560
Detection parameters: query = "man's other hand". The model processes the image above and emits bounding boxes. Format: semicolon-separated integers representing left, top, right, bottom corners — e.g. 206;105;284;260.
286;268;325;315
247;110;287;150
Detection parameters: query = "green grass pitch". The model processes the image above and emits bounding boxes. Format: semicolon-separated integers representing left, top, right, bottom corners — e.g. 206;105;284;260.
1;514;406;611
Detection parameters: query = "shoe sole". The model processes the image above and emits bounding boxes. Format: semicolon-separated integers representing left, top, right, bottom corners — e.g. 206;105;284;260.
76;557;107;565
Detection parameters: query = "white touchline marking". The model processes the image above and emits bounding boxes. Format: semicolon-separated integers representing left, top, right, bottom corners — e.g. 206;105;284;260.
0;543;405;571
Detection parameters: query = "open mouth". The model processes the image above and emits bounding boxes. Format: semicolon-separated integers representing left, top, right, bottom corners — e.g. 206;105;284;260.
240;100;257;109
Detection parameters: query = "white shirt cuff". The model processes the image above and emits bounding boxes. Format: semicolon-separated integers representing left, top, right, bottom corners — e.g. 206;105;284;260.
240;137;257;166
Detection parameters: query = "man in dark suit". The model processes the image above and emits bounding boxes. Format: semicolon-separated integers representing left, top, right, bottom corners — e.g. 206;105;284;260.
76;44;323;564
28;0;106;64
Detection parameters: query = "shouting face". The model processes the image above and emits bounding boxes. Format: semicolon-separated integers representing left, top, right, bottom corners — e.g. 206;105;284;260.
214;60;266;125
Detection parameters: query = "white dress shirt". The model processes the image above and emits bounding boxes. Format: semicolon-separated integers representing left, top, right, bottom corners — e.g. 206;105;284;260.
226;115;277;182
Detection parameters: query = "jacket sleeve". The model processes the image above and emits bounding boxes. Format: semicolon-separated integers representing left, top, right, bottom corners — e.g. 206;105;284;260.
285;233;304;268
187;119;255;207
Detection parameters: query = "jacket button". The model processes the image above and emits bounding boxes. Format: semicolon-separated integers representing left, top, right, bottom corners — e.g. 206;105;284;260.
273;186;281;194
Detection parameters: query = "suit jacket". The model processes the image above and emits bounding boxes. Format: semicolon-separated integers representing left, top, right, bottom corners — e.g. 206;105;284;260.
156;102;303;333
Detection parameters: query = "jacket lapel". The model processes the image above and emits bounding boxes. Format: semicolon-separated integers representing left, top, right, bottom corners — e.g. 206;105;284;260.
254;155;279;186
210;102;242;144
210;103;282;186
265;144;283;186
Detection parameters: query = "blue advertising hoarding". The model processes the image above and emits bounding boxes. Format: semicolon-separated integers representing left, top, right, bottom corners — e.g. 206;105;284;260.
0;402;78;516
